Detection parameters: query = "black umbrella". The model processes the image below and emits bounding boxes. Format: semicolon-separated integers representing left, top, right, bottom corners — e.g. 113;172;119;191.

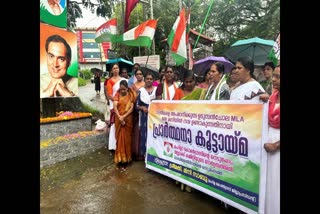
139;63;159;79
90;68;103;75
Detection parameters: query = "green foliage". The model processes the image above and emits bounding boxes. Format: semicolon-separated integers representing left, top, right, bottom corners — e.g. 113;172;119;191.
67;0;114;30
81;69;92;80
69;0;279;65
78;77;87;86
81;102;105;121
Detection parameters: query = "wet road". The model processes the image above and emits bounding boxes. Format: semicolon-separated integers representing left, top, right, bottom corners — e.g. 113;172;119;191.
40;148;240;214
78;82;107;114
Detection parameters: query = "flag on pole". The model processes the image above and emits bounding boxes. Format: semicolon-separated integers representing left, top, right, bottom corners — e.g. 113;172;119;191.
124;0;140;32
186;8;191;45
186;8;193;69
167;8;187;66
95;19;117;43
268;33;280;66
188;43;194;70
112;19;157;48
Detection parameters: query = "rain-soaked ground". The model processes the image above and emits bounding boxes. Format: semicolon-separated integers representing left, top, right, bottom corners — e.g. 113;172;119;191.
40;147;244;214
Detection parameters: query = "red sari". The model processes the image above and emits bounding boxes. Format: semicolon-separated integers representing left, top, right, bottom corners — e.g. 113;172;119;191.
113;88;137;164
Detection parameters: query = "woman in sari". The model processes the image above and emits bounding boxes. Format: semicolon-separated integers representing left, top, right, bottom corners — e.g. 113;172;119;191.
113;80;137;171
130;69;145;160
173;71;206;100
227;66;240;92
155;65;179;100
197;69;214;89
106;63;127;152
230;56;265;100
204;62;230;101
136;72;157;161
173;71;204;193
260;65;280;214
152;66;165;87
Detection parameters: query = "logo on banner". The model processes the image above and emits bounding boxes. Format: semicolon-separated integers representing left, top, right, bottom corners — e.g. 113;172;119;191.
163;141;173;158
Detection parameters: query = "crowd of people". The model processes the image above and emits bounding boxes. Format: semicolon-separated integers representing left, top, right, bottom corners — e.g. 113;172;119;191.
100;56;280;214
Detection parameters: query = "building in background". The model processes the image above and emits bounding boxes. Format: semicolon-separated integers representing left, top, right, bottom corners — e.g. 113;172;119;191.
75;27;113;72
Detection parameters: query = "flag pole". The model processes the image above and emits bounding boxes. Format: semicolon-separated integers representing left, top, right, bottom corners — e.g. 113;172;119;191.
194;0;214;48
150;0;155;55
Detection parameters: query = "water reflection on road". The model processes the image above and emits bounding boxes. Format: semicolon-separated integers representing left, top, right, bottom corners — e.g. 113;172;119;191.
40;147;243;214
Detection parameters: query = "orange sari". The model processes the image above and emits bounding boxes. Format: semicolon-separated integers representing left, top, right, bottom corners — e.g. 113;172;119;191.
113;88;137;164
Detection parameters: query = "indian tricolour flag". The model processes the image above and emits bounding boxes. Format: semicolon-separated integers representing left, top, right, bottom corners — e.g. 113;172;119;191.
268;33;280;66
112;19;157;48
95;19;117;43
167;8;187;66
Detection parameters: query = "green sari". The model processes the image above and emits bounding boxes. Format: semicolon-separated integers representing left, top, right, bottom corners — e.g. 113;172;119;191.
181;87;206;100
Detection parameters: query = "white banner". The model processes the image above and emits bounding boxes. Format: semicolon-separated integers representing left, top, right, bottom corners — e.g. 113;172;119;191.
146;100;268;214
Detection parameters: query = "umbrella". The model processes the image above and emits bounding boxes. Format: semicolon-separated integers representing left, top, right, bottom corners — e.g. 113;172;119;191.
106;58;134;73
192;56;235;77
139;63;159;79
224;37;275;66
90;68;103;75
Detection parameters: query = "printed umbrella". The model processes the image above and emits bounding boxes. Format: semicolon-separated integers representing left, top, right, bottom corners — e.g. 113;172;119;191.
192;56;235;77
224;37;275;65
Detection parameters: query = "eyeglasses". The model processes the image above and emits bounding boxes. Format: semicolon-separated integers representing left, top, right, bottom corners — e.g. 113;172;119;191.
272;74;280;79
136;73;143;75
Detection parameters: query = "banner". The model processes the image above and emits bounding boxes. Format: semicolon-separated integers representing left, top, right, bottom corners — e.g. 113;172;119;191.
40;0;67;29
40;23;78;98
146;100;268;214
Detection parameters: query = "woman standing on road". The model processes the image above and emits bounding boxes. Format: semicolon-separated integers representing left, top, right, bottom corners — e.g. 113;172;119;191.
135;72;157;161
94;72;101;95
260;65;280;214
113;80;137;171
106;63;127;153
130;69;145;160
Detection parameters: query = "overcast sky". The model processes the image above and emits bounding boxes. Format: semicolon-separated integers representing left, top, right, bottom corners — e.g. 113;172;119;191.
75;3;108;28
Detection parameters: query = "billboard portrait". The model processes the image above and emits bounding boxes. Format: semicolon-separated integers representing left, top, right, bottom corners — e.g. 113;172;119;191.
40;0;67;28
40;22;78;98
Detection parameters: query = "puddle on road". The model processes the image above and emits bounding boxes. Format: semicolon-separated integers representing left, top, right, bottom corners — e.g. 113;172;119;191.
40;148;244;214
40;147;112;192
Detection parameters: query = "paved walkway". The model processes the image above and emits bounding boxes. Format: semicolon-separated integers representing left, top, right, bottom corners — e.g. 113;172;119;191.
78;82;107;114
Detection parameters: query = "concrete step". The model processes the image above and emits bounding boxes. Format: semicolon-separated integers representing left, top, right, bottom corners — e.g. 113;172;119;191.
40;130;107;168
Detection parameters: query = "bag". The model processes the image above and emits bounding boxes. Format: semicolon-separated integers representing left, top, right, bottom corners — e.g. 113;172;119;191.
95;119;107;131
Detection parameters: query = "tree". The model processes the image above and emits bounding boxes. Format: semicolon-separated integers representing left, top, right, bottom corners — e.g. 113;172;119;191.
68;0;279;63
67;0;115;29
205;0;280;55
